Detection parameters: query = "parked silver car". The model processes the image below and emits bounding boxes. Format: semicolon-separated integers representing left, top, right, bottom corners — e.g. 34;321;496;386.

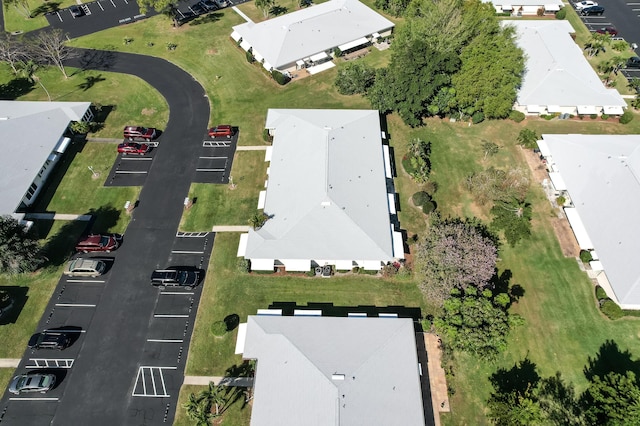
63;258;106;277
9;373;56;394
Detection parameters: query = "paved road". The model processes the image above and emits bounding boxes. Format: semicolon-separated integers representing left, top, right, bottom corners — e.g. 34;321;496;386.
0;49;213;425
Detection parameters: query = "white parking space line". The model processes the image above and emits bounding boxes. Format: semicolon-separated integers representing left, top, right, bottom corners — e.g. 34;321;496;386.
154;314;189;318
26;359;74;369
196;168;225;172
97;1;104;10
55;303;96;307
132;366;176;397
9;397;59;401
146;339;184;343
110;0;116;6
176;232;209;237
121;157;153;161
46;329;86;333
170;250;204;254
115;171;148;174
199;156;227;159
56;11;63;22
160;291;195;295
67;279;105;283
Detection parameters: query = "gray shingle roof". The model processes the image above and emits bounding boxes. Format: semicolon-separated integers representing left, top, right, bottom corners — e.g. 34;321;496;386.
232;0;394;69
0;101;90;216
542;134;640;307
245;109;394;263
243;315;426;426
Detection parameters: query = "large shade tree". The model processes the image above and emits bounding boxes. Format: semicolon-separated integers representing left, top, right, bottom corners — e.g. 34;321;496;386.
414;219;498;305
0;216;44;274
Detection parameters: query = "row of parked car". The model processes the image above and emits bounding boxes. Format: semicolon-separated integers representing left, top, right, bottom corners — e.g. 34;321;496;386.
116;124;235;155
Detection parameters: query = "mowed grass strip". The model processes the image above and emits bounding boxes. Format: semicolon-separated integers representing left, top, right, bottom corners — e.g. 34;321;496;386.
185;233;426;376
181;150;267;231
33;142;141;234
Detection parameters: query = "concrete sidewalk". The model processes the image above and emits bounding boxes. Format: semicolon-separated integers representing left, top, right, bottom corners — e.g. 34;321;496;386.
0;359;21;368
211;225;250;232
183;376;254;387
236;146;269;151
232;6;253;23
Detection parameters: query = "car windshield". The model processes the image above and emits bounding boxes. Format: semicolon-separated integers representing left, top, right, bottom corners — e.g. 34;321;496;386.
178;271;189;284
38;376;49;386
16;377;27;388
100;236;110;246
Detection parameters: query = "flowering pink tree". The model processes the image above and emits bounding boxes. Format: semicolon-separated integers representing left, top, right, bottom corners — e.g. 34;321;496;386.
414;219;498;306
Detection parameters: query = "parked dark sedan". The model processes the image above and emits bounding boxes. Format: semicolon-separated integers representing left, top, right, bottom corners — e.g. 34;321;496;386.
627;57;640;69
581;5;604;15
28;331;72;350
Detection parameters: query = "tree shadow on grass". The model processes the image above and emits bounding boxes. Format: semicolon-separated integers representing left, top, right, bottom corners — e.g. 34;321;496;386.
270;5;288;15
0;78;34;100
0;286;29;325
39;206;121;267
584;339;640;381
30;1;61;17
189;12;223;25
489;357;540;398
77;74;106;91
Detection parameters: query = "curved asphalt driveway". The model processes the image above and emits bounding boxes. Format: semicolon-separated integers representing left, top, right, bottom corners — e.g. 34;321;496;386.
1;49;210;425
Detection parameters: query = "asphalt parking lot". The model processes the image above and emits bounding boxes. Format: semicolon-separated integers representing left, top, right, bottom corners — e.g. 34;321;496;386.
105;150;155;187
194;132;238;184
575;0;640;83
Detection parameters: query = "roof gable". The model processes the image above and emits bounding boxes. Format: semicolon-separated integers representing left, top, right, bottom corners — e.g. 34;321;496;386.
243;316;425;426
245;109;394;262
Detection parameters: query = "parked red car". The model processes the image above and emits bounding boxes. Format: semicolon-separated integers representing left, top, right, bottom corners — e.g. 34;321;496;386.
208;125;234;138
75;234;121;253
117;142;150;155
595;26;618;36
123;126;157;141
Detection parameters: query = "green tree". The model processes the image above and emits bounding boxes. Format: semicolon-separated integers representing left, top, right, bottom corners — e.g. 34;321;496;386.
183;393;212;426
334;62;376;95
466;167;530;205
368;38;459;126
0;216;44;275
585;32;610;58
491;199;532;247
255;0;275;18
516;128;539;149
199;382;226;417
404;138;432;183
452;27;524;119
248;212;268;230
137;0;179;26
537;373;585;425
16;60;51;101
582;371;640;425
434;287;513;359
482;141;499;161
0;33;28;74
374;0;411;16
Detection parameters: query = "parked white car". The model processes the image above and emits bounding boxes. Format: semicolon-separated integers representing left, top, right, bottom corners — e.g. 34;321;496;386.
575;1;598;10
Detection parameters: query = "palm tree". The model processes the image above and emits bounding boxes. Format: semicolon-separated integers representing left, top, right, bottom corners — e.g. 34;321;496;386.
16;60;51;101
199;382;226;417
255;0;274;18
183;393;212;426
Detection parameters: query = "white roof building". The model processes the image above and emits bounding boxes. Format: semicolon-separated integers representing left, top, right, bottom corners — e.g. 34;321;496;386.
231;0;394;71
503;20;626;116
237;315;426;426
538;134;640;309
482;0;563;15
238;109;403;272
0;101;92;220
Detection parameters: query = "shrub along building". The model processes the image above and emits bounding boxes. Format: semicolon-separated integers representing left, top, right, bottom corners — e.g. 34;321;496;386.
230;0;394;75
0;101;92;222
503;20;626;116
482;0;563;16
537;134;640;309
237;109;404;273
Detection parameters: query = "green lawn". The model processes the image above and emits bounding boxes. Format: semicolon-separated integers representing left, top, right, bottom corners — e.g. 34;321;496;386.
33;142;141;234
181;150;267;231
185;233;426;376
3;0;90;33
0;369;15;396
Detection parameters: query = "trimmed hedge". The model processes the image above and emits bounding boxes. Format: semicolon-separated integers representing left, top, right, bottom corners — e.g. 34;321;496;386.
579;250;593;263
601;299;624;320
555;8;566;19
412;191;431;206
211;321;228;336
509;110;525;123
620;111;634;124
595;285;608;300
